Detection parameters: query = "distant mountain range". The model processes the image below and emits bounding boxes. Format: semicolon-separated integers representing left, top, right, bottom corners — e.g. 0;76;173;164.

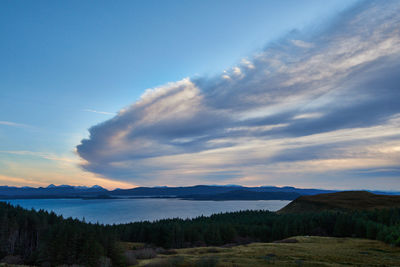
179;190;301;201
0;184;108;198
112;185;336;197
0;184;398;200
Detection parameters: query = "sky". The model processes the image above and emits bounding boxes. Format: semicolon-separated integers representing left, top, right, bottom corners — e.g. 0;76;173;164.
1;0;399;190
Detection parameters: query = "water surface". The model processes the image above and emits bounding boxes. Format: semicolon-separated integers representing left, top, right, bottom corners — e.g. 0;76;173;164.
3;198;290;225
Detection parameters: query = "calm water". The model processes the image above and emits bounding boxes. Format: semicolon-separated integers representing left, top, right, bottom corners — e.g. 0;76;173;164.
2;198;290;225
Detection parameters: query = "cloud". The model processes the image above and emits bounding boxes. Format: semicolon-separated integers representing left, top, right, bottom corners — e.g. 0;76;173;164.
291;39;314;49
0;150;81;164
83;109;115;115
0;121;31;128
77;0;400;189
0;174;48;187
292;112;323;120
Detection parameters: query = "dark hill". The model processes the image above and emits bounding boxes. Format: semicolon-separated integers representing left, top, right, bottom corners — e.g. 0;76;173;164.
111;185;240;196
180;189;300;200
278;191;400;213
111;185;336;197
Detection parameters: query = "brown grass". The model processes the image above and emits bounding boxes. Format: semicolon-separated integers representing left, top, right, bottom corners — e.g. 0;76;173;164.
130;236;400;266
279;191;400;213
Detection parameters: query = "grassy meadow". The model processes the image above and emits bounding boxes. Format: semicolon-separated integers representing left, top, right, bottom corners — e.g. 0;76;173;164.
128;236;400;267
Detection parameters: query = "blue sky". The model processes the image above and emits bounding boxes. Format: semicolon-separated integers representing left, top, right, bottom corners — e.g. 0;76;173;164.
1;0;399;190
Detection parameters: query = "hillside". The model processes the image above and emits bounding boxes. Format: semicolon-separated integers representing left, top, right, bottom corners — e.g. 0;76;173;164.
129;236;400;267
111;185;335;197
279;191;400;213
180;190;300;200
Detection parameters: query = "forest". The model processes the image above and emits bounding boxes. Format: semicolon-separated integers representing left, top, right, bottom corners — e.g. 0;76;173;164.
0;201;399;266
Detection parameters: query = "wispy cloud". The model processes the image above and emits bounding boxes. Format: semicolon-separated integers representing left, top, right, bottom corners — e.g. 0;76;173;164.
76;0;400;189
0;150;81;164
83;109;115;115
0;174;48;187
0;121;31;128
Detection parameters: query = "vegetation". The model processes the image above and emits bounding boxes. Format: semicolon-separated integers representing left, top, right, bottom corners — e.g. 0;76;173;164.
279;191;400;213
135;236;400;266
113;208;400;248
0;202;124;266
1;191;400;266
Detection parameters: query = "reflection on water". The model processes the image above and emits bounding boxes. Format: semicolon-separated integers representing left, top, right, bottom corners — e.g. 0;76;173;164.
3;198;290;225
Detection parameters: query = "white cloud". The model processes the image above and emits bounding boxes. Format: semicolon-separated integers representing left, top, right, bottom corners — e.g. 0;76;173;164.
292;113;323;120
0;121;31;128
76;1;400;189
241;58;255;69
83;109;115;115
291;39;314;48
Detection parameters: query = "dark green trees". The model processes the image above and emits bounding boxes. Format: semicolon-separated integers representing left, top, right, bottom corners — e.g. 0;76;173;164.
114;209;400;248
1;201;399;266
0;202;124;266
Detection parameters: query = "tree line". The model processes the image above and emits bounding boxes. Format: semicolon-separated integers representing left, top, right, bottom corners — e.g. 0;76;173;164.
0;201;399;266
113;208;400;248
0;202;124;266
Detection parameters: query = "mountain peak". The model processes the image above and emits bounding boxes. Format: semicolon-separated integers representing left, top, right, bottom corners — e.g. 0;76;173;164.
91;185;104;189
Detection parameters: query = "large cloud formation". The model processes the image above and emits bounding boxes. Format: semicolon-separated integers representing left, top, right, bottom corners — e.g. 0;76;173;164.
77;1;400;189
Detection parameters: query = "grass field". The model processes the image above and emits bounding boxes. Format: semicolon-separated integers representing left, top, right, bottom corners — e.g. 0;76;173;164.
131;236;400;267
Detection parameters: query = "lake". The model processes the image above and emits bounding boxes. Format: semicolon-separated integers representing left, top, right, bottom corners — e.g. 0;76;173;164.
2;198;290;225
